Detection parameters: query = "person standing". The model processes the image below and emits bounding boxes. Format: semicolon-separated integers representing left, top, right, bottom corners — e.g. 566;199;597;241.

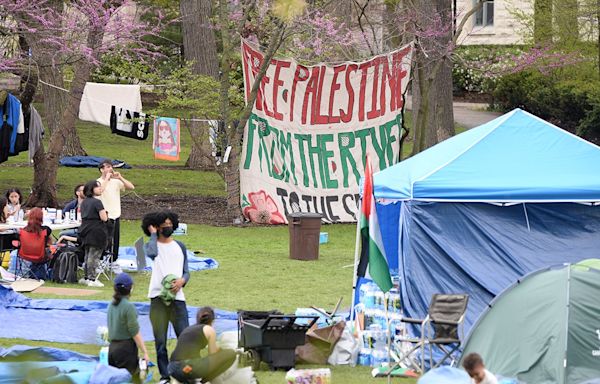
107;272;149;384
78;180;108;287
97;159;134;273
142;210;190;384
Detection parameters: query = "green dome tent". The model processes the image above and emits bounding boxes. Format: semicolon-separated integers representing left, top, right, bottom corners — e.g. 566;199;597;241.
460;261;600;384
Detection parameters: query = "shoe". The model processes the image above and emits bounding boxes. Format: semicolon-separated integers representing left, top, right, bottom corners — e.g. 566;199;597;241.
78;278;89;285
158;379;170;384
110;262;123;274
87;279;104;287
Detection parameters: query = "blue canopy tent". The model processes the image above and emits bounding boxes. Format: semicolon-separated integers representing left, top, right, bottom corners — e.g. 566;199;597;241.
370;108;600;334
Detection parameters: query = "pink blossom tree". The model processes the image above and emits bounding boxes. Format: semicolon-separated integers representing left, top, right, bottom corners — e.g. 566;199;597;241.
0;0;162;206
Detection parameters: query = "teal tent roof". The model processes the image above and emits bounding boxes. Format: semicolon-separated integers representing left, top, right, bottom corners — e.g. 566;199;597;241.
374;109;600;202
460;263;600;383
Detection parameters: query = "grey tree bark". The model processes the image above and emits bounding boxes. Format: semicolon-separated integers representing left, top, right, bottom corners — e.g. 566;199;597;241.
534;0;553;44
411;0;454;155
180;0;220;170
23;2;103;207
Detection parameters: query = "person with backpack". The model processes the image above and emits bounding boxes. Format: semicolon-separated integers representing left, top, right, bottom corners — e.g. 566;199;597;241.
107;273;149;383
142;210;190;384
78;180;108;287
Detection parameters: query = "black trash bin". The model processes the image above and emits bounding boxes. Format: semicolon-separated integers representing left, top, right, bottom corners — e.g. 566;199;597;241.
288;212;322;261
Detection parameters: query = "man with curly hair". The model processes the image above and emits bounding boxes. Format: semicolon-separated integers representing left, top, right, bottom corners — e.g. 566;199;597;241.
142;210;190;384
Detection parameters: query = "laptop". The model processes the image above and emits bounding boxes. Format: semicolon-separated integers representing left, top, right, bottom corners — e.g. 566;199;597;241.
134;236;146;271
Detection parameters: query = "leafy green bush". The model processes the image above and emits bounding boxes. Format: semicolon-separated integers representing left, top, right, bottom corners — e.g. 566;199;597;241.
452;46;524;95
493;70;600;142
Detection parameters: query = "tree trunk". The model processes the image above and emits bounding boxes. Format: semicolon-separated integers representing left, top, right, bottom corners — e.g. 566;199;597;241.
555;0;579;46
28;19;102;206
534;0;553;45
181;0;219;169
184;120;215;170
62;130;87;157
180;0;220;77
597;0;600;77
411;0;454;155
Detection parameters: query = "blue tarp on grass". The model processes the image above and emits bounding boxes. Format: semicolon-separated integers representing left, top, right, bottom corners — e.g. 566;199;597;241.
0;345;131;384
116;247;219;272
0;286;237;344
59;156;132;169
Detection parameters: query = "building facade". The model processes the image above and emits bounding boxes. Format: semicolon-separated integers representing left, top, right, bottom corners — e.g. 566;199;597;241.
455;0;533;45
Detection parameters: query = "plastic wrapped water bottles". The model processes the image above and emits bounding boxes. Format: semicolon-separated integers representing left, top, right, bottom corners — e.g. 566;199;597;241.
96;326;109;346
285;368;331;384
358;348;372;366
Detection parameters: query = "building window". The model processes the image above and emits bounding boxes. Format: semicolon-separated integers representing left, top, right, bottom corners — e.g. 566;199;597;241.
474;0;494;27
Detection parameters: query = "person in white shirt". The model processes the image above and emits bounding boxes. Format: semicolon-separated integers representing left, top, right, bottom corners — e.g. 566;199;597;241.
97;159;134;273
463;352;498;384
142;210;190;384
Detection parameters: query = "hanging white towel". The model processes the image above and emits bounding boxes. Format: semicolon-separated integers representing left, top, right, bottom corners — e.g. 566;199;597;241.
78;82;142;126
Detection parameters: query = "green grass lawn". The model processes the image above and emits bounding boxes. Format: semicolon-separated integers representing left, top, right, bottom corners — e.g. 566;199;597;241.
0;114;225;203
0;222;417;383
0;113;429;382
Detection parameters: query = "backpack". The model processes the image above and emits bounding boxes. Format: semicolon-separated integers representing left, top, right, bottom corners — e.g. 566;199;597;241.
51;250;79;284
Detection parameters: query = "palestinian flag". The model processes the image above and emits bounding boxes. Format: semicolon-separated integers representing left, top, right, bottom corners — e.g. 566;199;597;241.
358;155;393;293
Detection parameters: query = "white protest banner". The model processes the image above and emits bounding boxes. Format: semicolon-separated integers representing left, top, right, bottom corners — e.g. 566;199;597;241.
240;41;412;223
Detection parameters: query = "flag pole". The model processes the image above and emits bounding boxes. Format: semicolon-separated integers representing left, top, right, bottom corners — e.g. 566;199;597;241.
350;197;363;325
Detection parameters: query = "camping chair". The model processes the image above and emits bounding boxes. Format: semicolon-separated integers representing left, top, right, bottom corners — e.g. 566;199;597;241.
387;293;469;377
95;249;113;282
134;236;147;272
12;229;52;280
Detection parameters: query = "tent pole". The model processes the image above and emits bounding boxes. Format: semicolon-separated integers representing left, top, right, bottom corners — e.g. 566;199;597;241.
563;265;572;384
350;198;363;325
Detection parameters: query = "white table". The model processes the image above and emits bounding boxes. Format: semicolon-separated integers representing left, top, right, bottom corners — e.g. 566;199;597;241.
0;220;80;232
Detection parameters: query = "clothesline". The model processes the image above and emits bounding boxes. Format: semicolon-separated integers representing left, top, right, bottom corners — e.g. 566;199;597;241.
38;79;217;124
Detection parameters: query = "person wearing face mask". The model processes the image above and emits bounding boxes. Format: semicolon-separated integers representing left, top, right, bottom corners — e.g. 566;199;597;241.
141;210;190;384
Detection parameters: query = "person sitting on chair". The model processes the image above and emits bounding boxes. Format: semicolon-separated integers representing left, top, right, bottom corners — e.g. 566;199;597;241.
18;207;52;279
60;183;84;239
167;307;236;384
463;353;498;384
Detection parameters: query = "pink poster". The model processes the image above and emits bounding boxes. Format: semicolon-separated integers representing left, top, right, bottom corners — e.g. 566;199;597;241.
153;117;180;161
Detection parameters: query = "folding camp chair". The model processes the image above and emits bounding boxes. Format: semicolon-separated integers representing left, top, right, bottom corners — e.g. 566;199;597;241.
95;250;113;282
387;293;469;378
134;236;147;272
12;229;52;280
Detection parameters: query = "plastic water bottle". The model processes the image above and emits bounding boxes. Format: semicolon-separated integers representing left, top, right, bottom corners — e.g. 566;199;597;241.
139;359;148;380
358;348;372;366
99;346;109;365
371;348;388;367
96;326;109;345
364;284;376;309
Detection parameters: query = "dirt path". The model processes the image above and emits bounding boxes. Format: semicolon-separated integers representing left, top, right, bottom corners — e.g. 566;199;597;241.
121;194;233;225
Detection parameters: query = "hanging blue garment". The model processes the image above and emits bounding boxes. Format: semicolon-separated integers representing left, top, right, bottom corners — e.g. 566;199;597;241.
0;93;21;155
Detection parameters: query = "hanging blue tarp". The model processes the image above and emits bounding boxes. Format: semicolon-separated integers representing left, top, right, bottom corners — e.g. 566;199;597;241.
370;109;600;335
385;201;600;333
